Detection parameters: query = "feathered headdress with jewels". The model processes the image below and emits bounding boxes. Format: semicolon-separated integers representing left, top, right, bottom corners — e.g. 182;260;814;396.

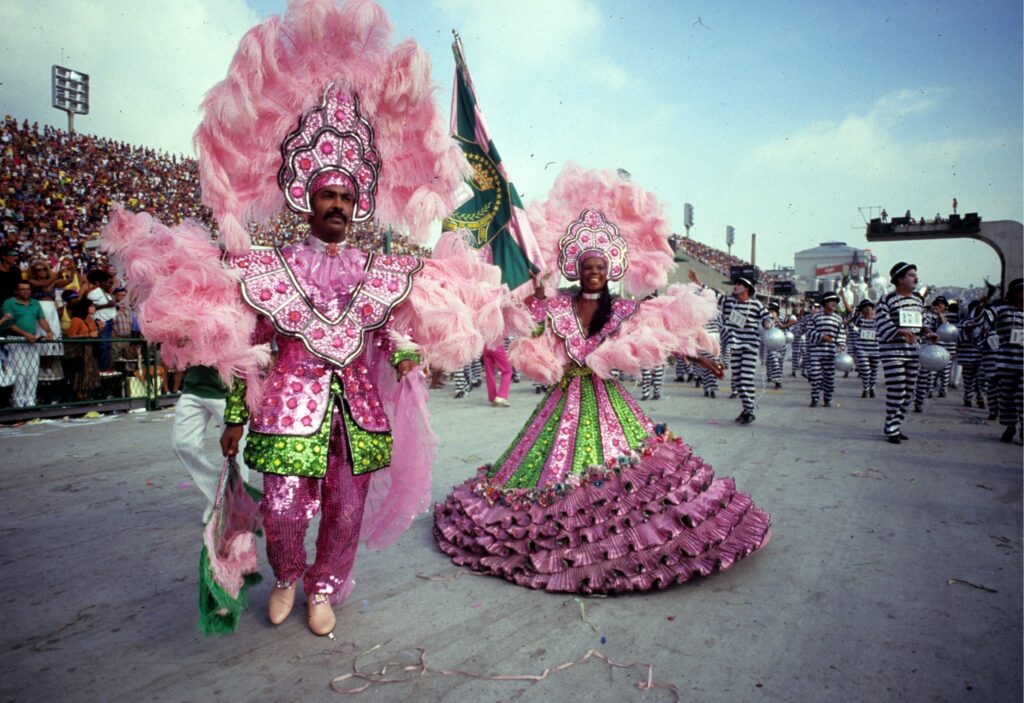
557;209;629;283
527;164;676;297
194;0;469;253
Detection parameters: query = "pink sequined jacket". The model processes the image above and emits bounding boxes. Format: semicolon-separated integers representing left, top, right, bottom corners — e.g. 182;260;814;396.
224;243;422;478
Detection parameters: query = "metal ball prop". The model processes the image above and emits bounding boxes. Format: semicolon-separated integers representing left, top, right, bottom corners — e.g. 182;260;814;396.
834;352;855;374
762;327;787;351
936;323;958;344
784;331;795;344
919;344;951;372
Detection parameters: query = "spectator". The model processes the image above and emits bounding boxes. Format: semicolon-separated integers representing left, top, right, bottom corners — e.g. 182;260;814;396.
0;247;22;303
86;270;117;370
65;297;100;400
1;280;55;407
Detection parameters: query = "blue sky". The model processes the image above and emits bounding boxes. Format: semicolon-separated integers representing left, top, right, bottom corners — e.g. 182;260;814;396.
2;0;1020;287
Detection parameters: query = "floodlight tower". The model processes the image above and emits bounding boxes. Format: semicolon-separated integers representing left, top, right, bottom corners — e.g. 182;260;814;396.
51;65;89;134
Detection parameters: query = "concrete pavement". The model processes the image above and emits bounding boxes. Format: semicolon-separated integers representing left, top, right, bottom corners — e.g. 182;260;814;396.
1;370;1020;702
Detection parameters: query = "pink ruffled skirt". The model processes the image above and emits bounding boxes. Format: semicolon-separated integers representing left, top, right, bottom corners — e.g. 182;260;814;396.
434;436;771;594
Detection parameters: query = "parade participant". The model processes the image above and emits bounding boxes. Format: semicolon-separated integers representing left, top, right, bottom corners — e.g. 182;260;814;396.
482;344;513;407
957;300;985;408
930;297;955;398
640;363;666;400
946;300;962;390
172;366;247;524
806;292;846;407
673;355;692;383
851;300;879;398
790;303;810;378
103;0;516;636
721;275;773;424
913;295;942;413
994;279;1023;443
977;288;1007;421
875;262;938;443
434;166;770;593
765;302;784;390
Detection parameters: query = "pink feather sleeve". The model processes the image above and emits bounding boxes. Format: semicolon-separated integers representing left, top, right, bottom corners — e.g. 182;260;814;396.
586;284;718;379
391;232;533;371
101;207;271;390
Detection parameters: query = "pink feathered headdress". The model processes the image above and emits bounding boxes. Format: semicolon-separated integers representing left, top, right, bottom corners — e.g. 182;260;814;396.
528;164;676;297
194;0;469;254
557;209;628;283
279;86;380;220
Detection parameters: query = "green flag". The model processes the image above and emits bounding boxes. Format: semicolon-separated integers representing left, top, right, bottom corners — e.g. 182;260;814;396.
442;34;542;290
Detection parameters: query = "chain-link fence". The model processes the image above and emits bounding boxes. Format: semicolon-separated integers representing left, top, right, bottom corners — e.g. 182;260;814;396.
0;335;181;419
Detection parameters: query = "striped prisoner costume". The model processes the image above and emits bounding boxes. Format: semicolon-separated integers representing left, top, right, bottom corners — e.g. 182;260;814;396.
806;310;847;405
851;313;879;395
721;295;772;415
876;291;930;438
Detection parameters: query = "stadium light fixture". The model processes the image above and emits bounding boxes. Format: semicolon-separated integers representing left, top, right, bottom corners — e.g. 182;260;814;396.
52;65;89;134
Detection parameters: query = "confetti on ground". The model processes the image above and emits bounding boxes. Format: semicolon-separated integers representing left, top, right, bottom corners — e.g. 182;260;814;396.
176;482;193;490
330;642;679;701
850;468;887;480
947;578;997;594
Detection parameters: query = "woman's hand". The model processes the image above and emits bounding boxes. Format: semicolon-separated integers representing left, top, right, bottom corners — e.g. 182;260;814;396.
528;269;546;300
397;359;417;379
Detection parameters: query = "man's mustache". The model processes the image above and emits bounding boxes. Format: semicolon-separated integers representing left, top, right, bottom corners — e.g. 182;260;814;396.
325;209;349;222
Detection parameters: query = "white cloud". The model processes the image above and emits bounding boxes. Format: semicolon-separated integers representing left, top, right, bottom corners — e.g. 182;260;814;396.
0;0;260;155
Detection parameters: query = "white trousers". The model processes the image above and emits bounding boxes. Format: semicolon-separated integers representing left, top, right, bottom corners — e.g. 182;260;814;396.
171;394;248;514
7;339;40;407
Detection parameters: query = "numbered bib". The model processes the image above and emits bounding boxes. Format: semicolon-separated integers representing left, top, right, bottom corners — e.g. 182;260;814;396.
728;309;747;328
987;334;1000;350
898;309;923;328
1010;328;1023;346
859;329;876;341
707;329;721;341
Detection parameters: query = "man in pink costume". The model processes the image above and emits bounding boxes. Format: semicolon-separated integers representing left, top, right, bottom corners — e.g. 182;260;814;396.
102;0;528;637
218;86;434;636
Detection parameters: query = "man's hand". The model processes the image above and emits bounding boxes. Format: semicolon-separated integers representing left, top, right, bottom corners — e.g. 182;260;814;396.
687;269;702;286
822;334;834;343
220;425;244;457
925;331;939;342
397;359;416;379
899;331;917;344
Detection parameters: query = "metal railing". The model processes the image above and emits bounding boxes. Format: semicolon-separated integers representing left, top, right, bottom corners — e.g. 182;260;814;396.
0;335;181;421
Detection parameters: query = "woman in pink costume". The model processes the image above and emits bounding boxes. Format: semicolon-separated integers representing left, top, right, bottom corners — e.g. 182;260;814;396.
434;166;772;593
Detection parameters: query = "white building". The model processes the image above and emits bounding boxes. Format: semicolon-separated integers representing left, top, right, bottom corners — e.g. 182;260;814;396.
793;241;871;292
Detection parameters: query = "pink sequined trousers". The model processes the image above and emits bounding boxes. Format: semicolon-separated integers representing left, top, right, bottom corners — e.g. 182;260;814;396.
260;410;371;603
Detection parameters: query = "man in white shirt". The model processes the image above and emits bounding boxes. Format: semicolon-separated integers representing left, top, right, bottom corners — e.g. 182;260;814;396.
86;271;117;370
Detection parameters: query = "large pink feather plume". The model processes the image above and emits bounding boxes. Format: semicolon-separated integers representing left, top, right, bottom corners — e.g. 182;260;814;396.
586;284;718;378
101;208;271;394
193;0;469;254
392;233;532;371
527;163;676;297
508;330;566;386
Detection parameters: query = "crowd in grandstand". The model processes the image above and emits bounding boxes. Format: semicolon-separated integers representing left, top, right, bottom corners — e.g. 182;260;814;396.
670;234;779;291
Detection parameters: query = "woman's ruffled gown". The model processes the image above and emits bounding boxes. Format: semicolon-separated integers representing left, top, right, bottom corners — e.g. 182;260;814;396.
433;290;771;594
